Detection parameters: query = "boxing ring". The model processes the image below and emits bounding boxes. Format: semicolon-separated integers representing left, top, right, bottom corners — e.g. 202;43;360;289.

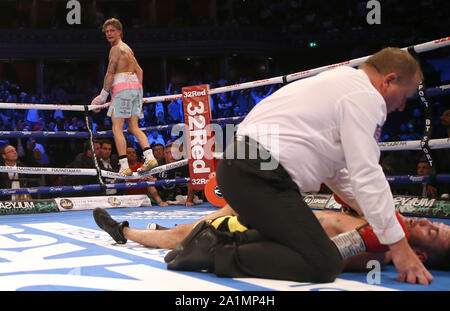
1;37;449;292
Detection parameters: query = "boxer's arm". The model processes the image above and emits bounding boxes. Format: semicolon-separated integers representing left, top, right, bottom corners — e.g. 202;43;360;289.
148;186;168;206
185;184;195;206
135;63;143;86
389;238;433;285
103;46;120;92
325;168;362;215
343;251;391;272
197;204;238;222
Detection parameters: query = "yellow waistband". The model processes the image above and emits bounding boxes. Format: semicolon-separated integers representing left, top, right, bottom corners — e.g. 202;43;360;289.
114;72;135;76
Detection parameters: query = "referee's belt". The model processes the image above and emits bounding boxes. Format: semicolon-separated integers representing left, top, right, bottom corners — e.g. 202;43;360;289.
232;135;273;160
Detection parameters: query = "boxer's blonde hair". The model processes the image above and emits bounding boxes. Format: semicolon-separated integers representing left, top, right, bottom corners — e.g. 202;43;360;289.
102;18;123;38
359;47;423;85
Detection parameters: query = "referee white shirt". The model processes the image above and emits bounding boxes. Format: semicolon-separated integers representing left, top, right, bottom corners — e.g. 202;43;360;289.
237;66;404;245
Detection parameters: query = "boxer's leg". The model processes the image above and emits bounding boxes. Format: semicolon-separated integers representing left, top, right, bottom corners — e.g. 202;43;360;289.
215;241;328;282
126;89;157;172
127;115;149;149
108;90;133;175
111;115;126;156
123;223;193;249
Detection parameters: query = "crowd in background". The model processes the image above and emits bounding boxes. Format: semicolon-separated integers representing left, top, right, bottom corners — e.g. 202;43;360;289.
1;74;450;201
0;0;449;201
1;0;446;37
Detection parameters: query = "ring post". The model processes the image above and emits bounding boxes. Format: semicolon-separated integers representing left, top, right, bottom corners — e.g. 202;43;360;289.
182;84;216;191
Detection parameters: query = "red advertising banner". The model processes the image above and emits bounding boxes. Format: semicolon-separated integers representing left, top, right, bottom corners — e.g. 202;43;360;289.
182;84;215;190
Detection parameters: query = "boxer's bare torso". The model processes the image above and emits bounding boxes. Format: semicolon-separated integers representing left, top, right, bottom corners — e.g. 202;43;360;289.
103;24;143;92
314;210;366;237
112;42;140;75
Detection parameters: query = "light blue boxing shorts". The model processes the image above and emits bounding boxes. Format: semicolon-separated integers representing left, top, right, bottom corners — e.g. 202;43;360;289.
107;73;144;119
107;88;144;119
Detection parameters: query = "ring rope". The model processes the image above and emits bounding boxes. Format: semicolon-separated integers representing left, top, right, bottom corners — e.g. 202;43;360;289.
386;174;450;184
0;137;449;177
1;37;448;109
0;158;189;180
0;116;247;139
2;173;450;197
407;45;437;188
0;37;448;199
1;83;447;113
0;135;449;177
377;138;450;151
84;105;105;187
0;177;191;197
138;37;450;104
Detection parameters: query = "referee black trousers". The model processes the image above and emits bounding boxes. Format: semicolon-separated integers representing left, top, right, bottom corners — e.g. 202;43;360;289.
215;136;342;282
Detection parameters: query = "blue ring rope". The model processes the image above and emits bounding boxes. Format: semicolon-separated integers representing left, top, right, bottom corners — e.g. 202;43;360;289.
0;177;191;196
1;174;450;196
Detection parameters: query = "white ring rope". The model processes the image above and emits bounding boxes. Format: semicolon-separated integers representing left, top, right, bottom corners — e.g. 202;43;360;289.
1;137;449;177
0;158;189;180
0;37;448;184
378;138;450;151
1;37;448;110
212;138;450;159
0;103;90;111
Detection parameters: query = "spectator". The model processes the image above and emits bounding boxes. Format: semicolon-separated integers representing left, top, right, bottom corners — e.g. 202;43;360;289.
25;101;41;125
234;88;250;115
216;92;233;118
0;145;32;201
152;143;165;162
65;141;103;197
148;142;202;206
98;140;118;171
142;105;152;125
155;102;166;125
53;109;64;120
24;147;47;189
72;139;101;164
26;138;49;165
147;130;166;148
0;117;9;147
156;110;166;125
98;139;120;195
433;108;450;198
167;98;183;123
121;146;149;196
438;109;450;138
249;85;274;110
11;119;27;159
416;158;439;199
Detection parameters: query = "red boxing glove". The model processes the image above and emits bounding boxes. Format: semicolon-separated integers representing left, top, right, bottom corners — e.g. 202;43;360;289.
333;193;357;214
357;210;409;252
332;210;409;259
333;193;350;208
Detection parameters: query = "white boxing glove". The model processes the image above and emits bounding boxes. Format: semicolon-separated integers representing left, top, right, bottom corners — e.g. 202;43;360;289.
92;89;109;106
91;89;109;112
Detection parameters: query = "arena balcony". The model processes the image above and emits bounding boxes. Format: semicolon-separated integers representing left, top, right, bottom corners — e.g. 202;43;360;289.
0;24;428;60
0;25;290;59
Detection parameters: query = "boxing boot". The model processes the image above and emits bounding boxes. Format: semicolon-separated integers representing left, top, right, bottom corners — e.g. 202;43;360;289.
93;208;129;244
165;221;238;272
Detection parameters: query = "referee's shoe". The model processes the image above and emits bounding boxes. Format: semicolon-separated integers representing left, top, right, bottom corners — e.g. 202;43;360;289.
165;221;236;272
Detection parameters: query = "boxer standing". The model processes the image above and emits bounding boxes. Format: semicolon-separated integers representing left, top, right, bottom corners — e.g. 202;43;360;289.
91;18;157;176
